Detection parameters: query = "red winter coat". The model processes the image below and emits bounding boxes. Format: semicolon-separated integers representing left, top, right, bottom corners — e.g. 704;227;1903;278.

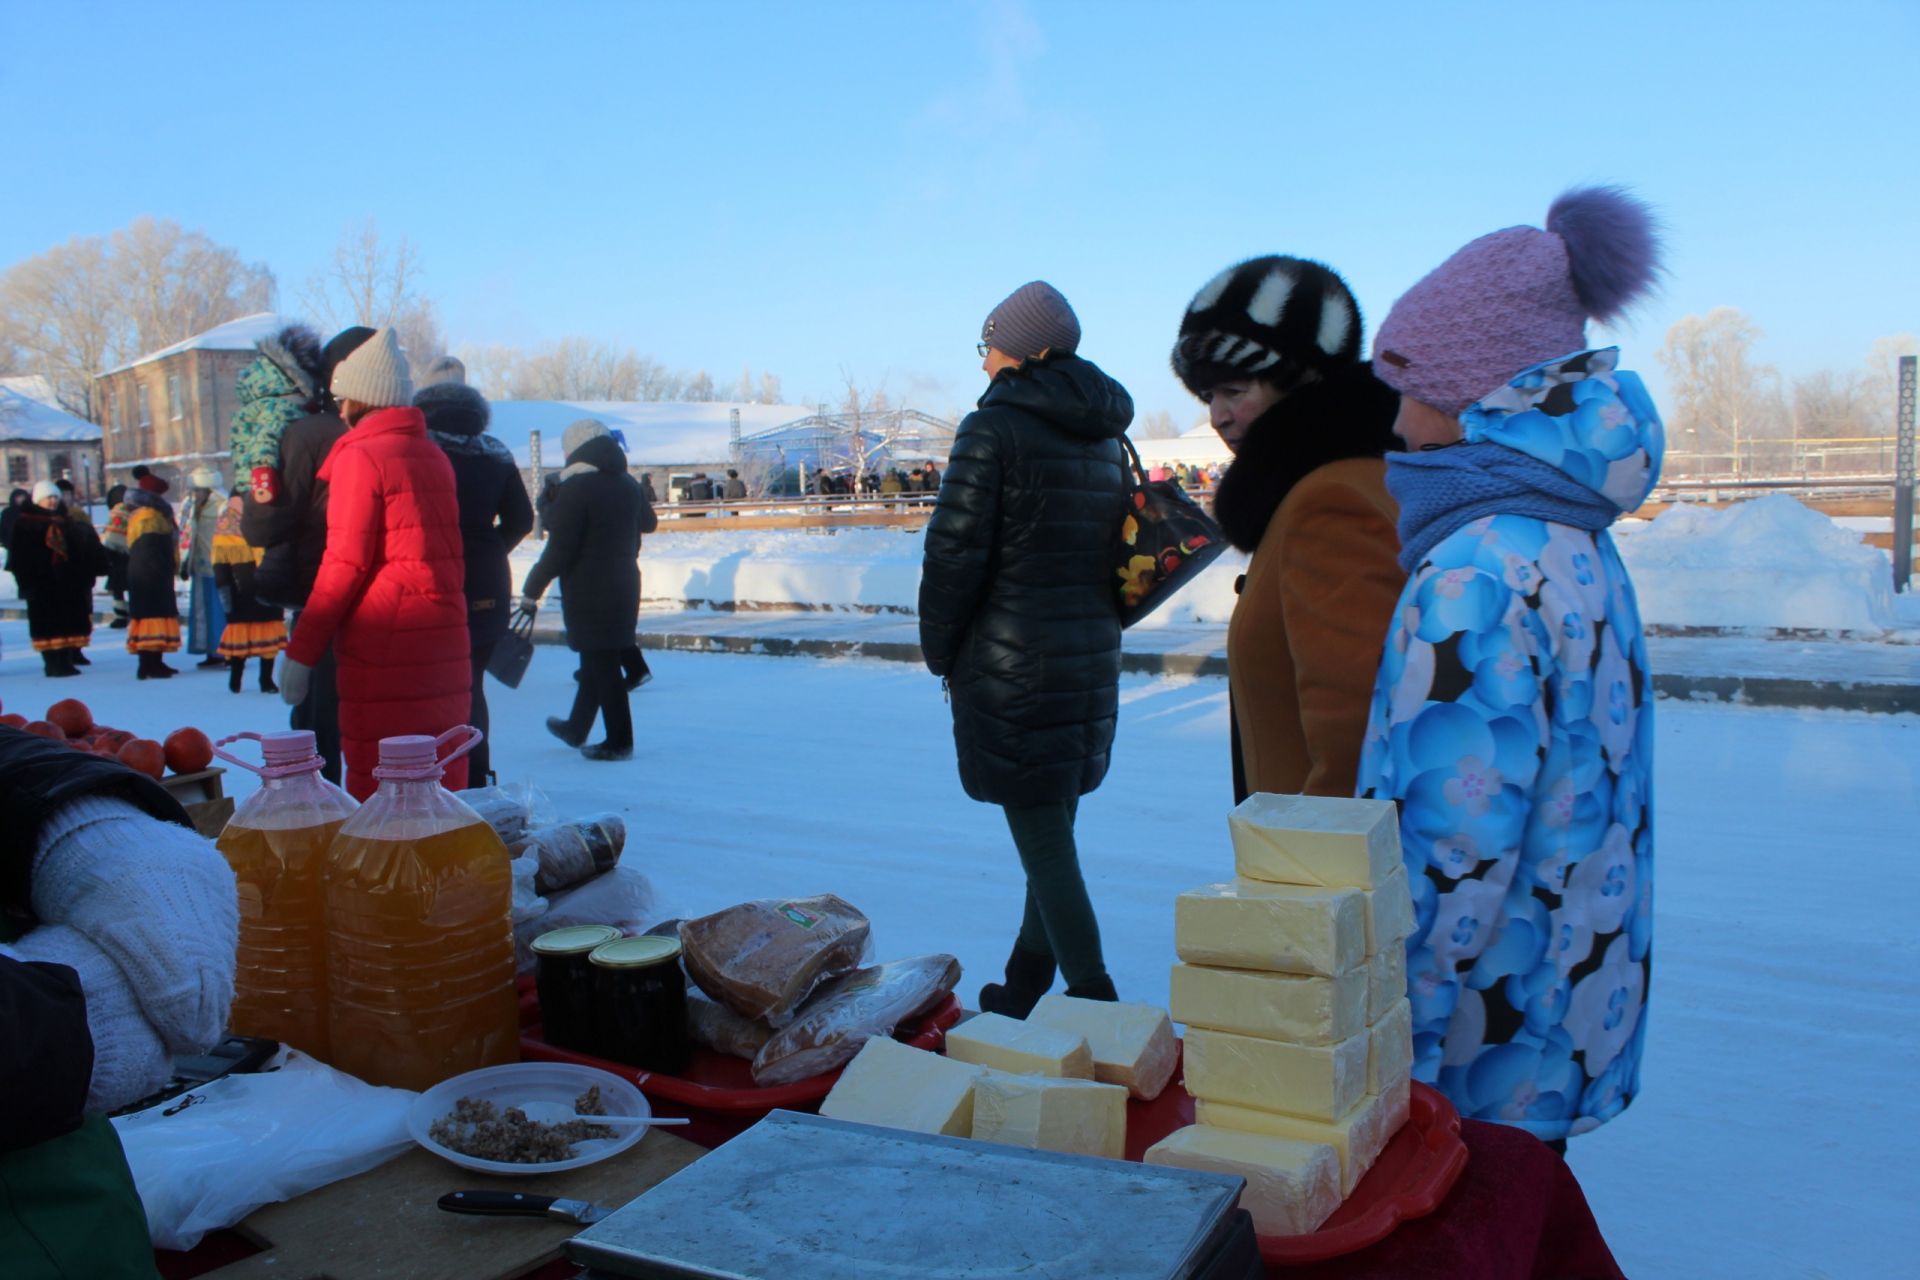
287;407;471;797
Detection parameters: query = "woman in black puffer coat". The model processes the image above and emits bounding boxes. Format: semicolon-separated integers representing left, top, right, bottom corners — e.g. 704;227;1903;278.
417;381;535;788
520;419;656;761
919;281;1131;1015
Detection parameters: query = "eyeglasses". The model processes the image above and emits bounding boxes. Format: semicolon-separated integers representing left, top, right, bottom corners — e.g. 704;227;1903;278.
976;342;992;358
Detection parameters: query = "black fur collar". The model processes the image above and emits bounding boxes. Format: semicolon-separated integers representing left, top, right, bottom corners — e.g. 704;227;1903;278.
1210;362;1401;552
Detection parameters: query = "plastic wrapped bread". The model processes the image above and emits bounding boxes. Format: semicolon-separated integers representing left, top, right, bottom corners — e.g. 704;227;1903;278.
686;986;774;1060
750;953;961;1086
679;895;872;1026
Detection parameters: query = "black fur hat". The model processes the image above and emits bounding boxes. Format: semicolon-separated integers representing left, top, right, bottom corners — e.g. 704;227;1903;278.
414;381;490;437
1172;256;1364;396
258;324;325;402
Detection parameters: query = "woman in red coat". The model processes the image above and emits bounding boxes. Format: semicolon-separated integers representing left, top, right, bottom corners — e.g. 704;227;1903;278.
279;330;471;798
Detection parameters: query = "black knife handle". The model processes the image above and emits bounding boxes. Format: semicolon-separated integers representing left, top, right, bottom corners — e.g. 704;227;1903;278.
438;1190;557;1218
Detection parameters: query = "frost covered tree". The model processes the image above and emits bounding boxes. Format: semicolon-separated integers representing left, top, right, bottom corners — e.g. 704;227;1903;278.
1657;307;1783;478
300;218;444;381
0;219;275;418
1134;409;1180;440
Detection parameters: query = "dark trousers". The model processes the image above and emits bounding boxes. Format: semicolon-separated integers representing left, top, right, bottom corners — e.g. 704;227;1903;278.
287;612;342;785
1002;798;1108;990
567;649;633;748
468;637;498;788
621;644;650;685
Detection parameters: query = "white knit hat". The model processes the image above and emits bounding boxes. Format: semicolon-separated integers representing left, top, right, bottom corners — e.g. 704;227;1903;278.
31;480;59;503
188;466;220;490
330;327;414;408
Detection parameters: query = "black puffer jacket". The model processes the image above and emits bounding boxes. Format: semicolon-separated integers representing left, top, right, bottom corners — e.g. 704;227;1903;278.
242;408;346;609
919;354;1132;807
522;435;657;652
417;384;536;650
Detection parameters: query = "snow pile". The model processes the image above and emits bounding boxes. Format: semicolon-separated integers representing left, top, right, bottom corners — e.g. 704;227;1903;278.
632;530;923;612
1619;495;1900;634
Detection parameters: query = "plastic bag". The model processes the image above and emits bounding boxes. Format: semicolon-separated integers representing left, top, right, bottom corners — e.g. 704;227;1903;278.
686;986;775;1061
511;814;626;896
679;894;872;1027
109;1049;416;1250
751;953;961;1086
512;863;664;975
510;854;548;924
463;782;557;846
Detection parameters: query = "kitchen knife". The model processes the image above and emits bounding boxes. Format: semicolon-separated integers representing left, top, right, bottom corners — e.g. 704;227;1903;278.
438;1189;612;1225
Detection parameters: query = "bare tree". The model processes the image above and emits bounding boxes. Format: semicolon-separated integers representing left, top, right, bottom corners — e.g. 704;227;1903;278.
1790;369;1867;440
827;372;913;484
1134;408;1180;440
301;218;444;380
112;217;274;356
1862;334;1920;436
684;370;716;402
757;370;784;405
1656;307;1783;477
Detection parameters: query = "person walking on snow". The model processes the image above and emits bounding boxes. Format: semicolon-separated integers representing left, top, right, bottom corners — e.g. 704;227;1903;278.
180;467;228;667
278;329;472;798
920;281;1131;1015
1171;256;1404;803
1359;186;1664;1151
417;376;534;788
520;419;656;761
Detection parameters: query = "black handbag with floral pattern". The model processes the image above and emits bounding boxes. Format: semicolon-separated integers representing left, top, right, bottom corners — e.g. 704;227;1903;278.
1112;436;1228;628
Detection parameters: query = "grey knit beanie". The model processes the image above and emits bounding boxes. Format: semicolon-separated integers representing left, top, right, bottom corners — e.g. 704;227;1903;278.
982;281;1080;360
419;354;467;388
329;328;414;408
562;417;612;458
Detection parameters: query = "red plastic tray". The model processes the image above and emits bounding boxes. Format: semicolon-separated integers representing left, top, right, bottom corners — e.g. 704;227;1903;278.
1125;1048;1468;1266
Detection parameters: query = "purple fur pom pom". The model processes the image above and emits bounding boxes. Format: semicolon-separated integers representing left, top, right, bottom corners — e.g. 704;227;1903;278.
1546;185;1662;322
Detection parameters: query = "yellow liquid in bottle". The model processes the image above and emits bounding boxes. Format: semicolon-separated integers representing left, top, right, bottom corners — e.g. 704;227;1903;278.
218;817;347;1059
324;818;520;1091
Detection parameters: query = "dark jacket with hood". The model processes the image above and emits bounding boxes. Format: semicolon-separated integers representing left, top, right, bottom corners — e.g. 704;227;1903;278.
919;354;1132;807
1211;362;1403;802
522;435;657;652
122;487;180;620
417;383;535;649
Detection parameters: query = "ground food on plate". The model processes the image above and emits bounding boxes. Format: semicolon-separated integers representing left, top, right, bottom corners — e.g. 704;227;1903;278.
427;1086;615;1163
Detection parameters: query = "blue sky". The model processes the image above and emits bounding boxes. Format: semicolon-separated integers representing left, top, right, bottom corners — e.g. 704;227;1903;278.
3;0;1914;425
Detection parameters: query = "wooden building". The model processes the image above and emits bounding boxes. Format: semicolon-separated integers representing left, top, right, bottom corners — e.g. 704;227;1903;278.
90;312;290;492
0;377;106;503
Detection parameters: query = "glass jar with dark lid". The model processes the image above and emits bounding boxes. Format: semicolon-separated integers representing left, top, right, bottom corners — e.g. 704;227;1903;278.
588;935;692;1073
531;925;621;1053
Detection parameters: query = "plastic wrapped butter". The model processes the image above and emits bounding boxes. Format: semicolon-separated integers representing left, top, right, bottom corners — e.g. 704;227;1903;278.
1182;1026;1369;1123
1367;997;1413;1096
1175;879;1365;978
1364;867;1416;955
1026;994;1178;1100
1366;940;1407;1024
1169;962;1368;1047
819;1036;983;1136
1196;1080;1410;1195
1144;1124;1342;1237
943;1012;1094;1079
1229;793;1400;890
969;1072;1129;1160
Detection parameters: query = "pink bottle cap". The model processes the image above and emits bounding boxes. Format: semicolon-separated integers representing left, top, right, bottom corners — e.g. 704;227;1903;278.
373;727;481;782
260;731;318;769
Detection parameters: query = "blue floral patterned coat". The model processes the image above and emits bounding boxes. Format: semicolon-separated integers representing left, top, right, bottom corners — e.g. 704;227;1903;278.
1357;348;1661;1141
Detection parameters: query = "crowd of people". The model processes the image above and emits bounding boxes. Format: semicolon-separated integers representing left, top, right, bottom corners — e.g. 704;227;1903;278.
1;187;1663;1267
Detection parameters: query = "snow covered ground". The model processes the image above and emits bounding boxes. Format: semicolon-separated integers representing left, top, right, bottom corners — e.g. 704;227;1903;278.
4;616;1914;1279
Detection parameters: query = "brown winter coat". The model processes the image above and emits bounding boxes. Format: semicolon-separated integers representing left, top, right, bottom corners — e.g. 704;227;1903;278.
1228;458;1401;797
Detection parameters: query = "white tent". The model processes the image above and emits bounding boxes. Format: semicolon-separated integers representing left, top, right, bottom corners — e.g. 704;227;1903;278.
1131;422;1229;469
485;401;810;467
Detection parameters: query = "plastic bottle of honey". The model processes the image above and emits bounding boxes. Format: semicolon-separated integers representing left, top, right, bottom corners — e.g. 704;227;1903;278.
214;730;359;1060
322;728;519;1090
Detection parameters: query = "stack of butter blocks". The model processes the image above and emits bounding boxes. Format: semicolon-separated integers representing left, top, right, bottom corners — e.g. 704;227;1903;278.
820;997;1177;1163
1145;794;1416;1237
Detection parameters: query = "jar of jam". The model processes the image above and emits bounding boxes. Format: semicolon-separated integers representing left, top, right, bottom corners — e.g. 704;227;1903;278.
588;935;692;1073
531;925;621;1052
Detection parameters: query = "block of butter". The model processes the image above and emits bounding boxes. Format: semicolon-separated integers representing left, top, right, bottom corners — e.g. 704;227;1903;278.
1144;1124;1341;1237
944;1011;1094;1079
1364;867;1416;956
1026;994;1179;1101
969;1072;1129;1160
1368;997;1414;1096
1169;962;1368;1047
1367;940;1407;1024
1183;1026;1369;1123
1175;880;1365;978
1196;1080;1411;1196
819;1036;984;1136
1230;793;1401;890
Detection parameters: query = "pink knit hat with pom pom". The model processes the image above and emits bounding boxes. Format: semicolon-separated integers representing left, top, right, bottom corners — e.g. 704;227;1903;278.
1373;186;1662;417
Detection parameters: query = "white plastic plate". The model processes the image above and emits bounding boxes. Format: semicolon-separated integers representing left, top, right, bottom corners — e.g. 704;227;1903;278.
408;1062;652;1176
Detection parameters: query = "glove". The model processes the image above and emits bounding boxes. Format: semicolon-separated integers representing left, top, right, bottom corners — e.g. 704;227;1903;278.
517;596;541;617
279;657;313;707
8;924;173;1112
30;796;239;1057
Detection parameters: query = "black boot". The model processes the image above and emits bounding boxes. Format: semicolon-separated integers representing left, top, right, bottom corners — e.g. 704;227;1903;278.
229;658;245;693
1063;975;1119;1002
546;716;586;748
258;656;278;694
978;944;1057;1019
44;651;80;678
137;651;175;680
581;741;633;761
68;647;90;666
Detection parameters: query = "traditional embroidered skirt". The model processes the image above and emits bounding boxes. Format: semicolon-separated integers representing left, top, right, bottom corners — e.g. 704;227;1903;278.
218;620;287;660
127;616;182;654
